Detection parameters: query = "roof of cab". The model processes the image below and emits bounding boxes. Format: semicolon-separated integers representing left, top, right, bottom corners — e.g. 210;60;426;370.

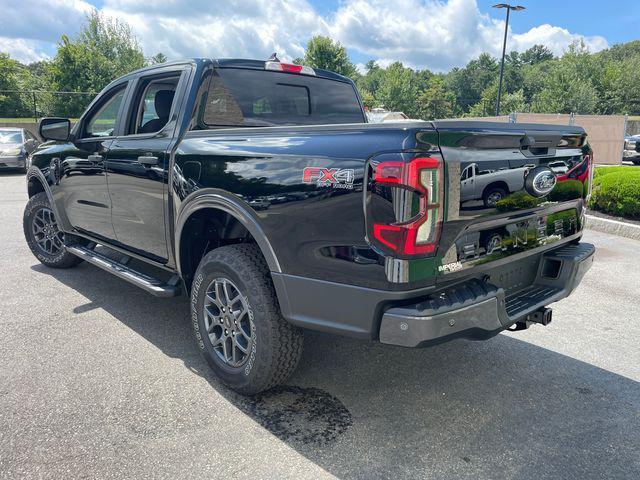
213;58;353;83
114;57;352;84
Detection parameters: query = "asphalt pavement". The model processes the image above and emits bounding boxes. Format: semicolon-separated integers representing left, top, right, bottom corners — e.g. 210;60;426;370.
0;172;638;479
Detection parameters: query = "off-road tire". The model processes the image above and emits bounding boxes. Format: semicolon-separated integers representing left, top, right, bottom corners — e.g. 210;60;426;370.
23;192;83;268
190;244;303;395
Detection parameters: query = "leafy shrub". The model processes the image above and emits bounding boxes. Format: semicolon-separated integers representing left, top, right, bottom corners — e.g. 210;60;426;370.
589;168;640;218
548;180;584;202
496;191;542;212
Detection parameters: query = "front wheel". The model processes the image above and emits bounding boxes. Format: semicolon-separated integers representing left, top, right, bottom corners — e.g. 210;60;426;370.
190;244;303;395
23;192;83;268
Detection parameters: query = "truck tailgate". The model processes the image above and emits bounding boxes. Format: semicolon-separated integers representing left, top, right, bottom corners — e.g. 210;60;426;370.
433;121;592;291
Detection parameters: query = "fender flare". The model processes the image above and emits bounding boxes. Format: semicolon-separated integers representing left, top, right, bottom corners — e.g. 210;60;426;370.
25;166;73;232
175;189;282;276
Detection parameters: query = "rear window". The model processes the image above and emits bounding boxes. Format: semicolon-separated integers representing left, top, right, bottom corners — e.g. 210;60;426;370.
199;68;364;127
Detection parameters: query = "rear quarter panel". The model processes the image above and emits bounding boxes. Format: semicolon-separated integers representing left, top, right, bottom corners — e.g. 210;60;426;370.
172;124;436;289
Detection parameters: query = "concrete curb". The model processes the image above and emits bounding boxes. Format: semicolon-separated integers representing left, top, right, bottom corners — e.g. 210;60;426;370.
585;214;640;241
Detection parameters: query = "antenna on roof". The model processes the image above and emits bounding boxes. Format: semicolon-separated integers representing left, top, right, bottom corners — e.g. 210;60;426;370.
267;53;280;62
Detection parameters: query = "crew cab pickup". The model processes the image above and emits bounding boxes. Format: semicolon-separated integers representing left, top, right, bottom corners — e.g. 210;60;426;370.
24;58;595;394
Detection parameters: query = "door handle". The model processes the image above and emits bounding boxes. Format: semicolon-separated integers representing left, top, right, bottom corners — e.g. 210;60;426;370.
138;155;159;166
88;154;103;163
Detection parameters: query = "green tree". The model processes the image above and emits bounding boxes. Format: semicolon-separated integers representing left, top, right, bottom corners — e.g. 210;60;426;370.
359;89;376;110
520;45;554;65
531;42;599;114
596;57;640;115
468;81;527;117
375;62;420;117
48;11;145;117
355;60;384;99
446;53;499;113
418;75;455;119
300;36;357;78
0;54;32;117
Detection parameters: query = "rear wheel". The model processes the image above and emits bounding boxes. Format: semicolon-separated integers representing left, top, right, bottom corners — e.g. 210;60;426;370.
483;186;507;208
190;244;303;395
23;192;83;268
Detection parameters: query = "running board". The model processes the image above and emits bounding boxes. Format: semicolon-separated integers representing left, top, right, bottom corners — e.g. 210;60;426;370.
66;245;181;297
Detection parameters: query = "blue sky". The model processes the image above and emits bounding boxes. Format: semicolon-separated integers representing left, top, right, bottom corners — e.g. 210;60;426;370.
0;0;636;71
476;0;638;45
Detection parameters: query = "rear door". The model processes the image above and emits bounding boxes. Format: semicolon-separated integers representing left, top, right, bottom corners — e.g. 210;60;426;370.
105;65;189;262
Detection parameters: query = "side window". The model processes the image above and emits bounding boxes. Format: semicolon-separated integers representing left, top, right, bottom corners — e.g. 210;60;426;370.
128;74;180;135
85;87;126;138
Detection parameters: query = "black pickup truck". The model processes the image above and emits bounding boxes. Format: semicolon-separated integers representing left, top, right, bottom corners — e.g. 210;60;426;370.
24;58;595;394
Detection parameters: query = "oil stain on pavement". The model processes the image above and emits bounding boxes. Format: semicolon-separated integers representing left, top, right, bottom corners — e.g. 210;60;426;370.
241;386;352;446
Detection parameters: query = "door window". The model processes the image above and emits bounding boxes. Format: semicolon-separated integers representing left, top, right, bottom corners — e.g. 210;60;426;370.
129;75;180;135
85;87;126;138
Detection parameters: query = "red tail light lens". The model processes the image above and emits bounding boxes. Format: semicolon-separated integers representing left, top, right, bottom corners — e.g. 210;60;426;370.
371;156;443;256
265;61;316;76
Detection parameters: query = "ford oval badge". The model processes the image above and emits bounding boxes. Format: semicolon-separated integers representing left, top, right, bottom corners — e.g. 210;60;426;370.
525;166;557;197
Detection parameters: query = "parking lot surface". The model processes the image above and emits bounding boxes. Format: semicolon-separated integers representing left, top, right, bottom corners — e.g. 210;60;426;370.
1;172;639;479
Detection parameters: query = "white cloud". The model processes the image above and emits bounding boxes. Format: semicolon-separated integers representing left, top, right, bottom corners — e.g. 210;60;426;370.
0;0;610;69
328;0;609;71
101;0;328;61
0;37;50;63
511;24;609;56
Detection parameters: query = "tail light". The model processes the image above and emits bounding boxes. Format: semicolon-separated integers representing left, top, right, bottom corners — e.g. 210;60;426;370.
369;156;443;256
265;61;316;76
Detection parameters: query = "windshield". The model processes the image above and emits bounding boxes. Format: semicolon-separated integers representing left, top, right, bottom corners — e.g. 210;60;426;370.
199;68;365;127
0;131;22;144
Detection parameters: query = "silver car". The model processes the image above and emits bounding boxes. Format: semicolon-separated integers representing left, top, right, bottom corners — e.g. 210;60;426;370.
623;135;640;165
0;128;40;172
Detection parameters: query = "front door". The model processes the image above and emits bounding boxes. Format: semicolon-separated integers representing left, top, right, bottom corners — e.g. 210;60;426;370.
105;70;184;262
58;84;128;241
460;163;476;202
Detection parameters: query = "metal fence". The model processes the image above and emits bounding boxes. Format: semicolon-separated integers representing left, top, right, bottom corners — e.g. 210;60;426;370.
0;90;96;121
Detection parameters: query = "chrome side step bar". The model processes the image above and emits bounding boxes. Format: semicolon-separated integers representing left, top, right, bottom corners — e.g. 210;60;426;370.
66;245;181;297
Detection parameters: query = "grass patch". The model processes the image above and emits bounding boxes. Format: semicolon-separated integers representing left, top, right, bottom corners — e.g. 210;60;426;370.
0;118;38;123
594;165;639;179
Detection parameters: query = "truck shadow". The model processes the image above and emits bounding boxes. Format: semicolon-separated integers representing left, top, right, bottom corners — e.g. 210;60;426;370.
31;262;640;479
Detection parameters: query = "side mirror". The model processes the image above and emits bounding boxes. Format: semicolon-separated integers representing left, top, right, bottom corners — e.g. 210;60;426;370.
39;118;71;142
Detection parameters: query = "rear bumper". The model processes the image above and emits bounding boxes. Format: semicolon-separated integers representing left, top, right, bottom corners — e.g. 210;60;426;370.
378;242;595;347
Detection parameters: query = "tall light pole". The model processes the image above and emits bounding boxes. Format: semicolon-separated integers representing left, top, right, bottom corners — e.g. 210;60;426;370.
493;4;525;116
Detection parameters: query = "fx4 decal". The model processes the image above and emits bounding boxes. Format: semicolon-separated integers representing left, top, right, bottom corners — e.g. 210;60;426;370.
302;167;355;189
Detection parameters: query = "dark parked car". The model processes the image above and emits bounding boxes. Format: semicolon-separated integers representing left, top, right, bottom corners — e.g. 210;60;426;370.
0;127;39;172
23;58;594;394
